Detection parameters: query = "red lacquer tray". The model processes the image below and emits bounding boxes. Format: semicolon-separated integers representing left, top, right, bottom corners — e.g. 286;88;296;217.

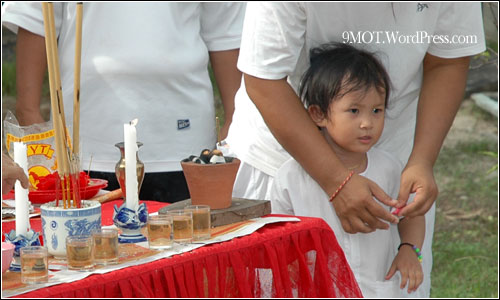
28;179;108;204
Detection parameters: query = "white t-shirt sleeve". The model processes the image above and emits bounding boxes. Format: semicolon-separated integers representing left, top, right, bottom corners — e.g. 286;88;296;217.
2;2;64;37
427;2;486;58
237;2;307;80
200;2;246;51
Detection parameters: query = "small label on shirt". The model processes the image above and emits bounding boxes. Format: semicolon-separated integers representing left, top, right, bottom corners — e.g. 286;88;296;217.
177;119;190;130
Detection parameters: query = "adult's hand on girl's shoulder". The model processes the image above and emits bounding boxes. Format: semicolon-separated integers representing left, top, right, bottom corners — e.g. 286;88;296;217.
331;174;399;234
396;162;438;218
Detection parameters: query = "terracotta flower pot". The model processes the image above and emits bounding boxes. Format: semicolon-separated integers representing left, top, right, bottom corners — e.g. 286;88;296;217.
181;158;240;210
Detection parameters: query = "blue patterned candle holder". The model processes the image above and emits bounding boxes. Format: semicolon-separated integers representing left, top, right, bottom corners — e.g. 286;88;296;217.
4;229;41;272
40;200;101;259
113;202;148;243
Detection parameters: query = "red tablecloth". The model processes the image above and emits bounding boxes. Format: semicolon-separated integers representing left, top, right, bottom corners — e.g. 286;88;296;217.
2;201;362;298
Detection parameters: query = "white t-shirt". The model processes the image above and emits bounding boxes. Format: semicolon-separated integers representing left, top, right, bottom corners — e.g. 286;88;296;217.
2;2;245;172
226;2;485;176
271;148;407;297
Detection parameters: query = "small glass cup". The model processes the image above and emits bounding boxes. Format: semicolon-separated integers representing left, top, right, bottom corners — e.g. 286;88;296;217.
166;210;193;244
20;246;48;284
66;235;94;271
147;215;174;250
92;228;119;265
185;205;211;241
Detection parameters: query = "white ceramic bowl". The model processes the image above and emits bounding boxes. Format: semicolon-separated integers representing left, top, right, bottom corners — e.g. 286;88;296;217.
41;200;101;259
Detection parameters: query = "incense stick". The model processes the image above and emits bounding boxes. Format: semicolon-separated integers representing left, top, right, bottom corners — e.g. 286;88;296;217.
42;3;71;208
73;2;83;156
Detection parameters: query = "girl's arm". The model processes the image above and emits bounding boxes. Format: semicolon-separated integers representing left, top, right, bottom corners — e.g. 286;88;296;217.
385;215;425;293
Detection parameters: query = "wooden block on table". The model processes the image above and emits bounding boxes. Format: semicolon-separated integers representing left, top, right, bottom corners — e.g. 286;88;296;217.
158;198;271;227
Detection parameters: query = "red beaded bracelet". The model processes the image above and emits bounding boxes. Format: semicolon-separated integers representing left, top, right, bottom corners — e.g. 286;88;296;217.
329;170;355;202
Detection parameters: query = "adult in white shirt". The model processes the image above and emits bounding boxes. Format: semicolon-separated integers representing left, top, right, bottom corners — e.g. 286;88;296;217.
3;2;245;202
226;2;485;297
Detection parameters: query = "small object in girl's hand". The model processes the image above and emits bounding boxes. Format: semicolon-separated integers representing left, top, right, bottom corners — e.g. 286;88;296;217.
390;206;405;219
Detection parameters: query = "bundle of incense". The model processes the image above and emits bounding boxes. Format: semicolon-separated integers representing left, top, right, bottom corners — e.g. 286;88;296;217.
42;3;83;209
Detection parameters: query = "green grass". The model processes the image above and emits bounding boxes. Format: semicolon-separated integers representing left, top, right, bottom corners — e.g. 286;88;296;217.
2;61;16;96
2;58;51;98
431;138;498;298
209;65;225;126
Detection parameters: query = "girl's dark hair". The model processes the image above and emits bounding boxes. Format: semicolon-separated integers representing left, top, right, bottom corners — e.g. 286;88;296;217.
299;42;391;115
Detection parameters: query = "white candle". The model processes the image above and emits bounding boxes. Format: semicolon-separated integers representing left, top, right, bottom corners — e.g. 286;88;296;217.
14;142;30;236
124;120;139;209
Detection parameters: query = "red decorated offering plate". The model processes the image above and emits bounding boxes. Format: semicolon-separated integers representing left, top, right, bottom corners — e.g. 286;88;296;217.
29;172;108;204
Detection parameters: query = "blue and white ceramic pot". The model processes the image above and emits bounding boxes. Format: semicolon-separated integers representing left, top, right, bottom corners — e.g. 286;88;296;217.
40;200;101;259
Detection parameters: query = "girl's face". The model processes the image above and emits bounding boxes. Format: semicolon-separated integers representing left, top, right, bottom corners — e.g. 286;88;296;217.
309;86;385;155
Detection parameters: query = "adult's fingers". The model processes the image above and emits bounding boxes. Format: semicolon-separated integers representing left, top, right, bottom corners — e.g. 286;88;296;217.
399;187;436;218
332;175;397;233
369;178;399;208
17;168;30;189
396;177;412;209
365;181;400;225
359;206;392;230
346;212;376;233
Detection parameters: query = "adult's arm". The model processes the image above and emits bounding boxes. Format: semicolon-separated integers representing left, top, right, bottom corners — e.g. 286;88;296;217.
209;49;241;140
398;53;471;217
245;74;399;233
15;27;47;126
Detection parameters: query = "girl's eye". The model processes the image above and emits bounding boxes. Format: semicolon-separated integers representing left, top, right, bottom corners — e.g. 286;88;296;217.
373;108;383;114
350;109;359;114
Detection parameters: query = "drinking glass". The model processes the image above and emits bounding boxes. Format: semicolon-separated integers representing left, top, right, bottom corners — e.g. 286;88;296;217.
66;235;94;271
166;210;193;244
92;228;119;265
185;205;211;241
20;246;48;284
147;215;174;250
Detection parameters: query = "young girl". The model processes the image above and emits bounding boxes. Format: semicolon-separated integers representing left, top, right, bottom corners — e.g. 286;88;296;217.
270;43;425;297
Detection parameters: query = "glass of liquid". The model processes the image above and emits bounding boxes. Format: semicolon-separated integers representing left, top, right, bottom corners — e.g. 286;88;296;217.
147;215;174;250
166;210;193;244
92;228;119;265
185;205;211;241
20;246;48;284
66;235;94;271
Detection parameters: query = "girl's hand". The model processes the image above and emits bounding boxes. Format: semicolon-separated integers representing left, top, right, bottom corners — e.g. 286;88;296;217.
385;245;424;293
